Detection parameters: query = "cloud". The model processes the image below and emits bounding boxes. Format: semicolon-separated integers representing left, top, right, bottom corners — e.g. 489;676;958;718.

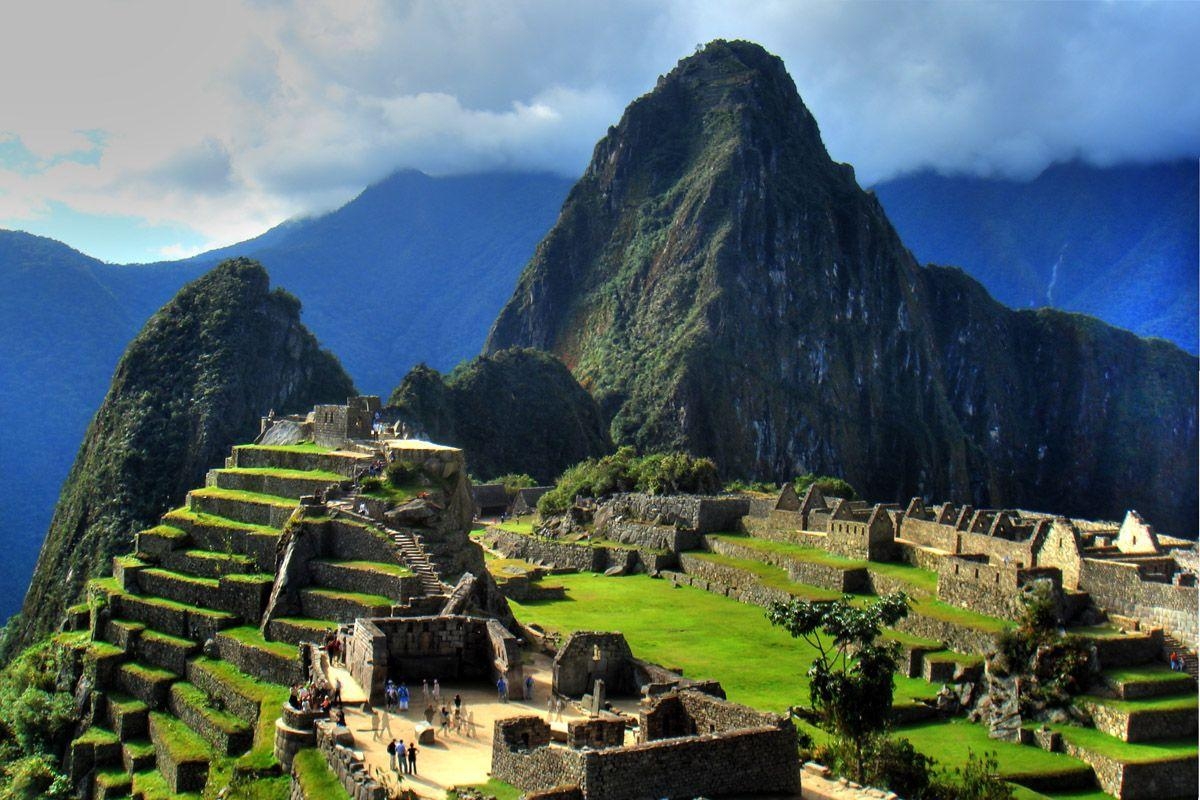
0;0;1196;261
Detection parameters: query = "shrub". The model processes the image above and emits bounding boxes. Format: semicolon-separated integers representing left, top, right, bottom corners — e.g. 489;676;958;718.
926;750;1013;800
866;737;935;799
538;447;720;515
794;473;858;500
360;477;384;493
386;461;421;487
490;474;537;499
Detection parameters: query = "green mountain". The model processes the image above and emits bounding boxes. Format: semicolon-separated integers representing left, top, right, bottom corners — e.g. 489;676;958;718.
486;39;1198;535
388;348;612;483
873;160;1198;353
7;258;354;654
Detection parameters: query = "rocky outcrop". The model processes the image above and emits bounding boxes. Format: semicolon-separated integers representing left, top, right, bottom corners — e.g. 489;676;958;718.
485;39;1197;536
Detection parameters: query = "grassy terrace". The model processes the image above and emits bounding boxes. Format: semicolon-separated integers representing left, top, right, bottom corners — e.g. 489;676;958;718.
272;616;338;633
494;521;538;535
131;768;202;800
359;479;422;504
190;656;291;771
1081;692;1198;712
164;508;280;534
151;710;212;762
1066;624;1129;639
708;533;863;568
220;626;298;661
688;551;842;601
865;560;940;595
90;578;237;624
237;442;330;454
907;595;1014;633
899;719;1093;783
172;682;249;735
73;726;120;746
1045;723;1198;763
1101;664;1195;685
219;466;345;481
314;559;413;577
293;748;351;799
189;486;298;507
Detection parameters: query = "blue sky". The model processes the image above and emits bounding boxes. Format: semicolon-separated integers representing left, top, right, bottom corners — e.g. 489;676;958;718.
1;0;1197;264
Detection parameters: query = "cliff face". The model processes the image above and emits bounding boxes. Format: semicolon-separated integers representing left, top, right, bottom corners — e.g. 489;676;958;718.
486;40;1198;534
389;348;612;483
12;258;354;652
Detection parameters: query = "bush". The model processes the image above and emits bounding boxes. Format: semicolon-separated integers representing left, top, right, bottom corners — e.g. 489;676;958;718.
490;474;537;499
794;473;858;500
724;479;779;493
360;477;384;493
866;738;935;799
538;447;720;516
925;750;1013;800
386;461;420;487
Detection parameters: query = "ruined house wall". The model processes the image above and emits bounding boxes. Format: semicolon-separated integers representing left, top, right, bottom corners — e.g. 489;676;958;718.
600;494;749;534
936;558;1062;621
897;516;959;552
553;632;636;697
1035;521;1084;591
1079;559;1198;644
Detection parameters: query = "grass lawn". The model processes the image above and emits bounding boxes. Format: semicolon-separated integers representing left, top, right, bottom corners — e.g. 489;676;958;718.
360;480;421;504
165;508;280;534
190;486;298;507
449;779;521;800
220;466;346;481
1047;723;1198;763
1100;663;1194;685
315;559;413;577
293;748;351;799
495;521;537;535
685;551;842;601
898;719;1093;783
510;573;932;711
865;560;940;595
1081;692;1197;712
221;626;300;660
238;442;330;454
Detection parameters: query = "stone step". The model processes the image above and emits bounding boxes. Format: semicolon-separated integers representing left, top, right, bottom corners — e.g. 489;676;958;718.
108;588;237;643
69;727;122;786
1098;665;1197;700
309;559;419;602
135;629;201;677
299;587;396;623
186;487;296;529
157;549;256;580
116;662;180;710
122;738;156;773
93;766;133;800
185;656;276;727
207;466;345;500
266;616;339;646
228;444;371;474
135;524;189;559
162;508;281;573
168;681;253;756
148;711;211;793
214;627;304;686
134;566;274;624
104;691;150;741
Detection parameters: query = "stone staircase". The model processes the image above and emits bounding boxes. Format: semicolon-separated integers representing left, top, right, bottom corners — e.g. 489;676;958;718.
328;504;446;597
1161;631;1198;678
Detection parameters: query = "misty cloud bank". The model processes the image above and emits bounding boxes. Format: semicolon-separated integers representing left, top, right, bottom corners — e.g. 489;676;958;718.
1;0;1196;257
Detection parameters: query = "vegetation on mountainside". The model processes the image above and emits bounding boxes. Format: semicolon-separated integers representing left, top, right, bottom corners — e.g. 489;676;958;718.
0;640;76;798
5;258;355;661
537;446;720;515
389;348;611;484
724;473;859;499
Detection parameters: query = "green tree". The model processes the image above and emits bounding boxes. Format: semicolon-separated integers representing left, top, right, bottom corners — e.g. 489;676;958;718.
768;592;910;782
794;473;858;500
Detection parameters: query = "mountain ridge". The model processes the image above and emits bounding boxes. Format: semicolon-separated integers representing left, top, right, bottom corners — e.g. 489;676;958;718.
486;39;1198;533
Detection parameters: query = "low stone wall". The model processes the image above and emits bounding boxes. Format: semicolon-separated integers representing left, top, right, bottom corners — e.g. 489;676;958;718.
149;715;209;793
599;493;749;534
209;468;340;499
1061;738;1198;800
230;446;367;475
936;560;1062;622
491;717;585;792
702;536;867;593
491;530;604;572
603;521;699;553
186;660;261;724
1085;629;1164;670
301;718;387;800
326;518;400;564
897;516;959;553
215;631;304;686
299;589;393;622
117;665;175;709
187;492;296;528
309;560;418;601
168;684;253;755
1080;698;1198;743
136;631;199;676
895;540;953;571
891;611;1000;655
671;555;795;609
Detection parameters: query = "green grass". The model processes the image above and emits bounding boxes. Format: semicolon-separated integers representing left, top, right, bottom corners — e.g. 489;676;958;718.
182;549;255;567
165;508;280;534
882;629;943;649
122;661;178;683
72;725;119;746
95;767;133;790
115;554;148;569
271;616;338;632
222;572;275;585
359;480;422;503
1081;691;1197;712
1066;624;1131;639
219;466;345;481
898;719;1093;782
172;682;251;734
1048;722;1198;763
220;626;299;661
142;567;219;589
924;650;984;666
302;587;394;608
107;691;149;715
190;486;298;508
96;577;237;623
909;595;1013;633
132;768;203;800
293;748;352;799
865;560;940;595
238;442;330;454
1011;787;1113;800
142;523;188;540
1100;664;1194;685
510;572;930;711
314;559;413;577
449;779;522;800
494;521;537;535
686;551;842;601
189;656;291;771
151;710;212;762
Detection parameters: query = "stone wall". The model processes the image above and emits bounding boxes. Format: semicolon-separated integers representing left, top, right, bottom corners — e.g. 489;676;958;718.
1079;698;1198;743
299;718;387;800
602;521;699;553
1061;737;1198;800
897;516;959;552
345;615;525;705
553;632;637;697
936;558;1062;621
489;528;668;574
598;494;749;534
1079;558;1198;644
672;555;795;609
703;536;868;593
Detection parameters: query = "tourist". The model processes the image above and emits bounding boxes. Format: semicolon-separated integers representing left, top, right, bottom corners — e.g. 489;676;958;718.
453;692;462;712
331;680;342;707
407;742;418;774
554;697;565;722
546;694;554;719
424;703;435;724
288;686;300;709
1170;652;1181;671
433;678;441;703
395;740;406;774
525;674;534;701
398;682;410;711
439;705;450;735
422;679;430;704
497;676;508;701
335;707;346;726
387;739;399;771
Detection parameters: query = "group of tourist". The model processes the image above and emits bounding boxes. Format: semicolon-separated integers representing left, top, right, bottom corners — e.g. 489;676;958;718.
386;737;419;774
289;678;342;714
1168;651;1188;671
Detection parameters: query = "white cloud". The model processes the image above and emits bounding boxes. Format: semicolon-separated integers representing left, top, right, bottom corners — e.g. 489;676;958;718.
0;0;1196;260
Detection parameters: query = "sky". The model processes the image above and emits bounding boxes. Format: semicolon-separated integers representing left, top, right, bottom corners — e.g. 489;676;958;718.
1;0;1197;264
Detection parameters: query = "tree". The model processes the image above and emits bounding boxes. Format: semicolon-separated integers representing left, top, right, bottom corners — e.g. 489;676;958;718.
768;592;910;782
